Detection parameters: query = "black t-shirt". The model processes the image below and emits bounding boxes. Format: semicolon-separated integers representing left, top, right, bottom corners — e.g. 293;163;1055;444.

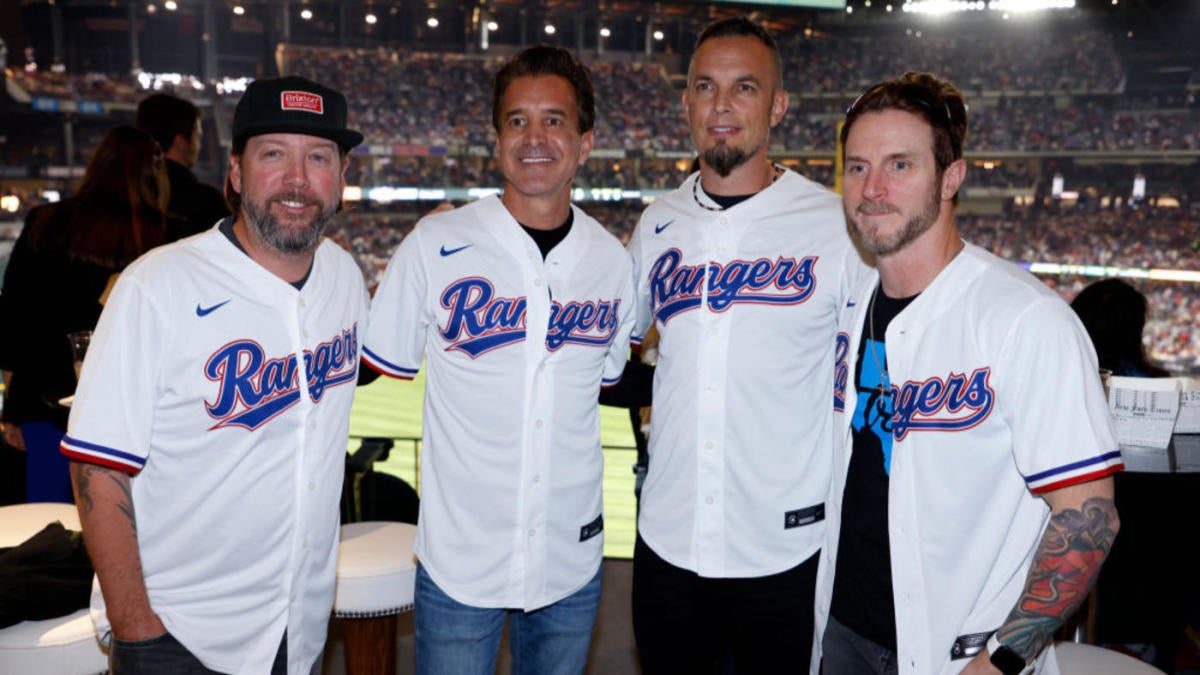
519;210;574;260
829;284;916;651
218;217;311;290
702;187;754;210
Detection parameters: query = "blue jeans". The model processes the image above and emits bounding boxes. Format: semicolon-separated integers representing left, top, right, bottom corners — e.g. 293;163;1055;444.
414;562;602;675
821;615;899;675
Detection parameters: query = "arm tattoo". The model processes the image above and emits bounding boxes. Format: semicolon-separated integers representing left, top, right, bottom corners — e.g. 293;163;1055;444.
107;471;138;538
996;496;1118;661
71;462;97;514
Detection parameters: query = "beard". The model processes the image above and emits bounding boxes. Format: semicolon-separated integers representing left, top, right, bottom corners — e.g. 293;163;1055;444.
242;189;337;254
700;134;768;179
848;183;942;257
701;143;750;178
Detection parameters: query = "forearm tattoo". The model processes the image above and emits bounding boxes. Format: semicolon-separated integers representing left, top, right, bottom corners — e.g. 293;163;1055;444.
71;462;95;514
110;471;138;537
72;462;138;537
996;496;1119;661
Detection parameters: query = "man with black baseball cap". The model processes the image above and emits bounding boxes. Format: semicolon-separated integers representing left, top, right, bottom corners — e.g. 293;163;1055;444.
65;74;368;674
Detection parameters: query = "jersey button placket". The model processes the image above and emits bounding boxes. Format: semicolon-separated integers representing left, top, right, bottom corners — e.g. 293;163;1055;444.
695;281;731;573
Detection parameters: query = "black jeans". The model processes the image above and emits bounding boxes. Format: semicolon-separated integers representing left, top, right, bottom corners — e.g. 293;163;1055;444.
821;615;899;675
632;535;819;674
110;631;288;675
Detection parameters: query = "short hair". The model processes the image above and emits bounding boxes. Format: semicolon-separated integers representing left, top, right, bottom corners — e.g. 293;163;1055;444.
491;44;595;134
692;16;783;88
842;72;968;174
135;93;201;152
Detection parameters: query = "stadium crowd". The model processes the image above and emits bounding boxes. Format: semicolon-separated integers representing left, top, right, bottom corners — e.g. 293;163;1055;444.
4;22;1200;373
779;28;1124;95
10;33;1199;155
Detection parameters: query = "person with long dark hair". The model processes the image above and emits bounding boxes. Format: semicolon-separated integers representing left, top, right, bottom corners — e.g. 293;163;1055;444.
0;125;176;503
1071;277;1169;377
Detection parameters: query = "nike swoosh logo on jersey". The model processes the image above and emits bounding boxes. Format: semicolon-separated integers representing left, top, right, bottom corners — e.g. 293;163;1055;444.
846;300;857;308
196;300;232;317
440;244;472;257
654;219;675;234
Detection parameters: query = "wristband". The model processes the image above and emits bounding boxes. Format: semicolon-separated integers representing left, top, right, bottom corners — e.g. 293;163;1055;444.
987;633;1027;675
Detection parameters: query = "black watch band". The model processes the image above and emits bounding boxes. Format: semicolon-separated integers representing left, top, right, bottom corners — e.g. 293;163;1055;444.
987;634;1026;675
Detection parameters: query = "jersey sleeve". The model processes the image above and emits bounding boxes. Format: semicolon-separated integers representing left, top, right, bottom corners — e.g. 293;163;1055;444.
602;250;637;388
362;225;429;380
998;296;1123;494
60;272;167;474
627;215;654;347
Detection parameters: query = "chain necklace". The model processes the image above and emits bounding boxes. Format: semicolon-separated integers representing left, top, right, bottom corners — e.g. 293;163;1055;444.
692;164;785;212
866;284;892;399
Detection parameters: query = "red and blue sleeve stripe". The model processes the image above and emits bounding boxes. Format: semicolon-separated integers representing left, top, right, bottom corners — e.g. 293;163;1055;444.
1025;450;1124;494
60;436;144;475
361;346;419;380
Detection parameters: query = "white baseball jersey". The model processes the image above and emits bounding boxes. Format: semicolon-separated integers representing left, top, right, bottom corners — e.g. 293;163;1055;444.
629;169;870;578
62;226;368;675
363;196;634;610
813;242;1123;675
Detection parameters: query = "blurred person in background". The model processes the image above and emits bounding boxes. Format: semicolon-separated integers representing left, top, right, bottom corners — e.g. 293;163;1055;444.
0;125;177;503
1070;278;1169;377
136;93;230;236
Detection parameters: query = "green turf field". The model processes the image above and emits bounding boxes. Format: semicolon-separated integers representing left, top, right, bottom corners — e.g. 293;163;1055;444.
349;373;640;559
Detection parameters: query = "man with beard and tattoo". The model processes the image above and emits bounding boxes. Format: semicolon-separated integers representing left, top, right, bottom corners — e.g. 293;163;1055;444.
61;75;367;675
814;72;1122;675
626;16;870;673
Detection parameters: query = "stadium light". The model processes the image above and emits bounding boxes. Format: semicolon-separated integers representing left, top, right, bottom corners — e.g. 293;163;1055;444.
989;0;1075;11
653;30;664;40
544;24;556;35
600;27;611;37
164;1;177;11
366;12;378;24
300;8;313;20
902;0;1072;12
426;16;438;27
147;4;157;14
232;5;245;16
487;20;498;31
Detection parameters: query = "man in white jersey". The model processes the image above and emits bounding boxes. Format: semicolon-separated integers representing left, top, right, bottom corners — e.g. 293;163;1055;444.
627;16;869;672
62;75;367;675
815;72;1122;675
363;46;633;674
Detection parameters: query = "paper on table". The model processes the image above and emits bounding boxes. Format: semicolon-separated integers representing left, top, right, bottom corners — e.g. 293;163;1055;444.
1175;378;1200;434
1108;376;1180;449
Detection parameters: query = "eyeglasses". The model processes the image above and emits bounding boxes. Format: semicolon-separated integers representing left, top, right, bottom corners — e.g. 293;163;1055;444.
846;81;962;159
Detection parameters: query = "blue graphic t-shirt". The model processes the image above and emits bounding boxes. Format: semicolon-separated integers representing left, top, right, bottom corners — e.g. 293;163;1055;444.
830;285;916;652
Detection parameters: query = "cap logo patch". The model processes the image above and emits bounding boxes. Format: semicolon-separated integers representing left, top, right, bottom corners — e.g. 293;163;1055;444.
280;91;324;114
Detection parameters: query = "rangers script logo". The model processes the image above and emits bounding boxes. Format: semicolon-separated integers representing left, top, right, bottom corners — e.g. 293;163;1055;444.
649;248;818;323
833;332;850;412
892;367;994;441
439;278;621;357
204;326;359;430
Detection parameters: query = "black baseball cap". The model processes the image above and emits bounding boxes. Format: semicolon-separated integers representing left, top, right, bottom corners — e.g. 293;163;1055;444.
232;75;364;151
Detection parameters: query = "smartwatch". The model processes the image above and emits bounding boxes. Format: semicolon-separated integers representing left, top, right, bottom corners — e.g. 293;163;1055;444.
987;633;1026;675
